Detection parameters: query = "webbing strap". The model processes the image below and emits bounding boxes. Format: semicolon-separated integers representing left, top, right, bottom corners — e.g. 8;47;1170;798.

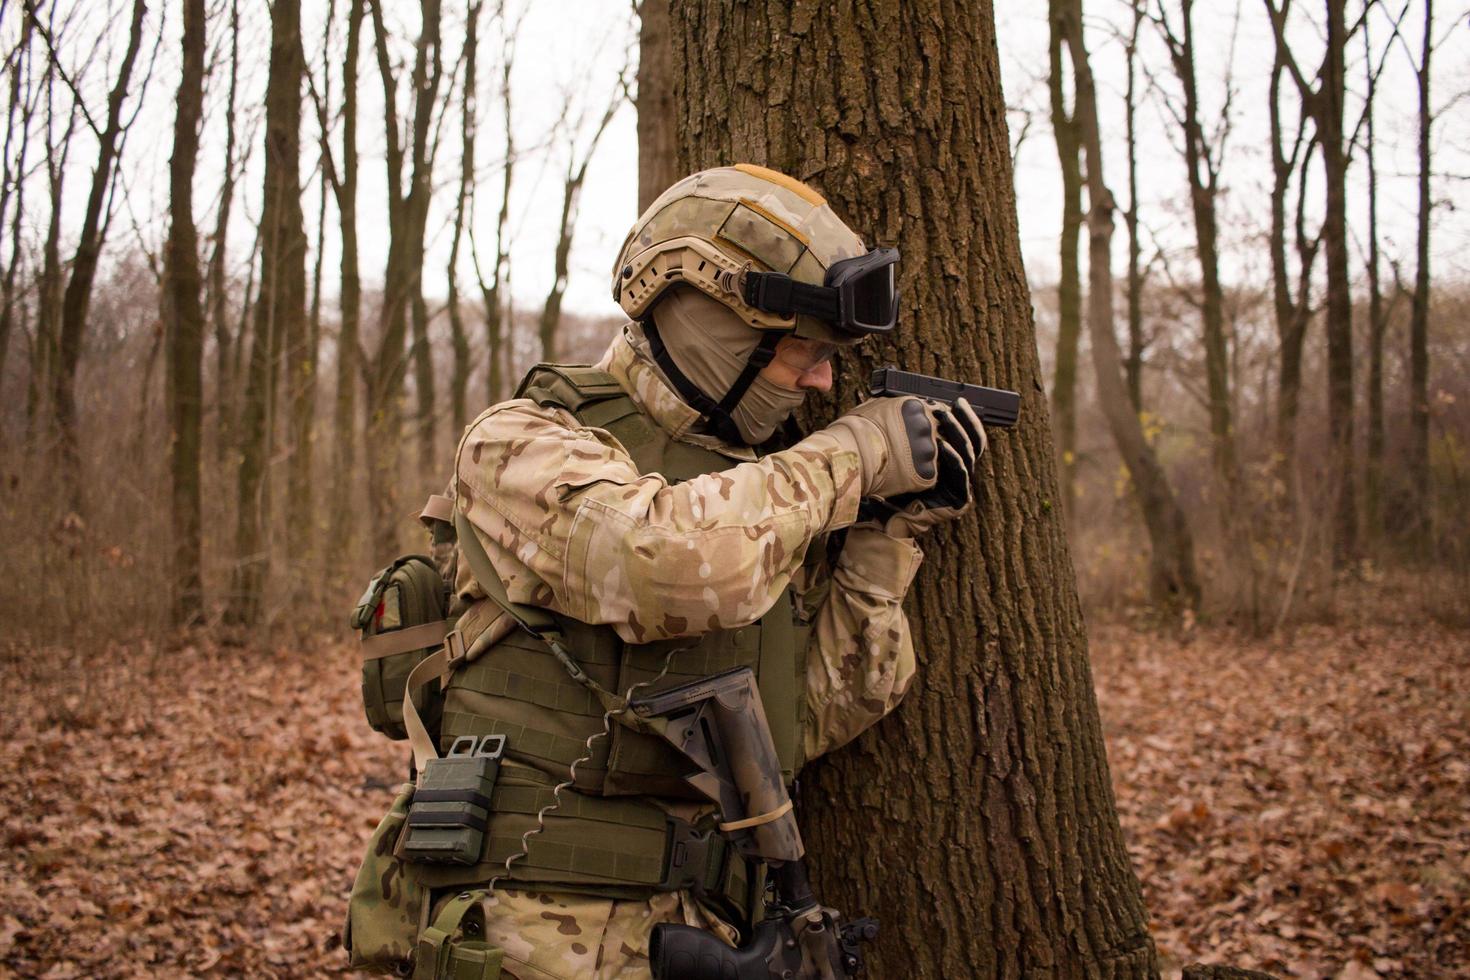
413;889;503;980
360;620;452;661
451;508;665;741
404;613;517;777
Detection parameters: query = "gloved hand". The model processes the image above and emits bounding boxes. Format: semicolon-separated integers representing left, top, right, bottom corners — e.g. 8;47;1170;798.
823;396;948;500
856;398;986;537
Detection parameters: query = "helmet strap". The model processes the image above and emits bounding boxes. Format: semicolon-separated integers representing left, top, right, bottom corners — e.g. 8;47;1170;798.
641;318;783;446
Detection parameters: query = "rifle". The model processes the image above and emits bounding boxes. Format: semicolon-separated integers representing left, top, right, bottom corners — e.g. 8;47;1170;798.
869;366;1020;429
632;668;878;980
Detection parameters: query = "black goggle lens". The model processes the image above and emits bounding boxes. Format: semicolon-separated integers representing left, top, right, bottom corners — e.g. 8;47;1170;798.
826;247;899;334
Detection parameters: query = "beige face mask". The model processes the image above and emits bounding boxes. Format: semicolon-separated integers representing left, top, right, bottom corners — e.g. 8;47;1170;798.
647;288;808;445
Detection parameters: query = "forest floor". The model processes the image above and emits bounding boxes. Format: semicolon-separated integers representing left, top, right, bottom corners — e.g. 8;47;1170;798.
0;621;1465;979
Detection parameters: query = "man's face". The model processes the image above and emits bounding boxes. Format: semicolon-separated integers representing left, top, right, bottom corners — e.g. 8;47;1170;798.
760;336;837;392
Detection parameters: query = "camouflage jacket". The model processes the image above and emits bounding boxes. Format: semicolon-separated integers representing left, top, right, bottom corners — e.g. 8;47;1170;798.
451;325;922;979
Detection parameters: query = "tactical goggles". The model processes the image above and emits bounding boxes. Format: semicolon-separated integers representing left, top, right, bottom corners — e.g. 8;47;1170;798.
741;246;900;337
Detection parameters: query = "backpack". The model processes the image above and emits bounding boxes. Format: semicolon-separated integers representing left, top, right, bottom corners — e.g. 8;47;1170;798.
349;496;457;741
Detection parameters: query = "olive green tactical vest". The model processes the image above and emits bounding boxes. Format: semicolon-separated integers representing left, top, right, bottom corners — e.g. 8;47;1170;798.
437;363;812;863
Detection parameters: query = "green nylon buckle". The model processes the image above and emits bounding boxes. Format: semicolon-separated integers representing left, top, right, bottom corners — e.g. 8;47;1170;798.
660;818;727;896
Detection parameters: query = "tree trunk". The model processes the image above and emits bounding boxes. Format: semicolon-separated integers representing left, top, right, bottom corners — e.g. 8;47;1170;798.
1124;0;1145;413
637;0;678;211
1068;0;1200;614
365;0;444;557
208;0;242;467
330;0;364;556
1363;14;1384;545
670;2;1159;976
0;13;34;416
228;0;307;625
49;0;148;503
1408;0;1432;554
447;0;480;437
163;0;207;625
1319;0;1356;566
1047;0;1083;512
1166;0;1236;506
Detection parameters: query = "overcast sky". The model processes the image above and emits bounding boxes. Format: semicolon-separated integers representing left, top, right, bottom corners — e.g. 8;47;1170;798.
18;0;1470;328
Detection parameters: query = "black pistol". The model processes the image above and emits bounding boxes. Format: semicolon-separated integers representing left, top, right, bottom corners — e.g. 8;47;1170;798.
869;366;1020;429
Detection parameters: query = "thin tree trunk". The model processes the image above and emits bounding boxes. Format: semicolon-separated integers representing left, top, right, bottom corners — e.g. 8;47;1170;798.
538;79;624;362
1320;0;1356;565
1363;12;1384;545
473;9;516;405
1070;0;1201;614
1124;0;1145;412
163;0;207;625
636;0;677;211
671;2;1160;975
1163;0;1237;508
365;0;444;557
1047;0;1083;512
0;13;35;411
1408;0;1432;553
228;0;307;625
330;0;364;556
208;0;242;466
447;0;481;436
48;0;149;503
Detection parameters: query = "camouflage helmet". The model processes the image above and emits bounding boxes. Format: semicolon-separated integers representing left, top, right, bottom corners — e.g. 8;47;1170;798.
612;165;895;346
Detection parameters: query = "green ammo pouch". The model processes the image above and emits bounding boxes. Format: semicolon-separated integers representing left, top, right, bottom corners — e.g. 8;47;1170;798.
402;734;505;865
353;555;452;741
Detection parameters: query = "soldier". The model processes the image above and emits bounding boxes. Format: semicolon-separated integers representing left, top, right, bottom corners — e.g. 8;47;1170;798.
431;165;983;979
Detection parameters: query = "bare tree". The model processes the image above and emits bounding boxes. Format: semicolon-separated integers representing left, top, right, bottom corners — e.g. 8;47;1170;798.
470;2;518;404
363;0;445;555
163;0;208;624
1069;0;1202;610
1264;0;1357;566
35;0;150;500
0;11;38;407
1123;0;1149;412
207;0;244;464
229;0;307;625
1265;0;1320;502
537;65;627;361
1047;0;1084;511
1156;0;1240;507
29;18;75;446
446;0;483;435
1406;0;1434;552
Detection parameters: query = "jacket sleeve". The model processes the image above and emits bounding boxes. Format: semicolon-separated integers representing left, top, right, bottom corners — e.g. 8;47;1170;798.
455;400;864;644
799;527;923;759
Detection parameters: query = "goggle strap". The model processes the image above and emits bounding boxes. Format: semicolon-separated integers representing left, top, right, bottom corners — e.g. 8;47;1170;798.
743;271;841;322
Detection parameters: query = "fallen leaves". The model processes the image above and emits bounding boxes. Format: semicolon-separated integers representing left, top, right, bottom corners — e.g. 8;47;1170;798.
1093;622;1470;979
2;622;1465;977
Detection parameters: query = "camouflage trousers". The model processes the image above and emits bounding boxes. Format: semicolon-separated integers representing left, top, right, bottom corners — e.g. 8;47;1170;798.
477;887;738;980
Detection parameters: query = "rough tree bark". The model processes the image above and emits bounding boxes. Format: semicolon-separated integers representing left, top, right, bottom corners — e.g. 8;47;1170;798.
46;0;148;502
636;0;678;211
229;0;307;624
163;0;207;624
670;2;1159;975
1047;0;1083;511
